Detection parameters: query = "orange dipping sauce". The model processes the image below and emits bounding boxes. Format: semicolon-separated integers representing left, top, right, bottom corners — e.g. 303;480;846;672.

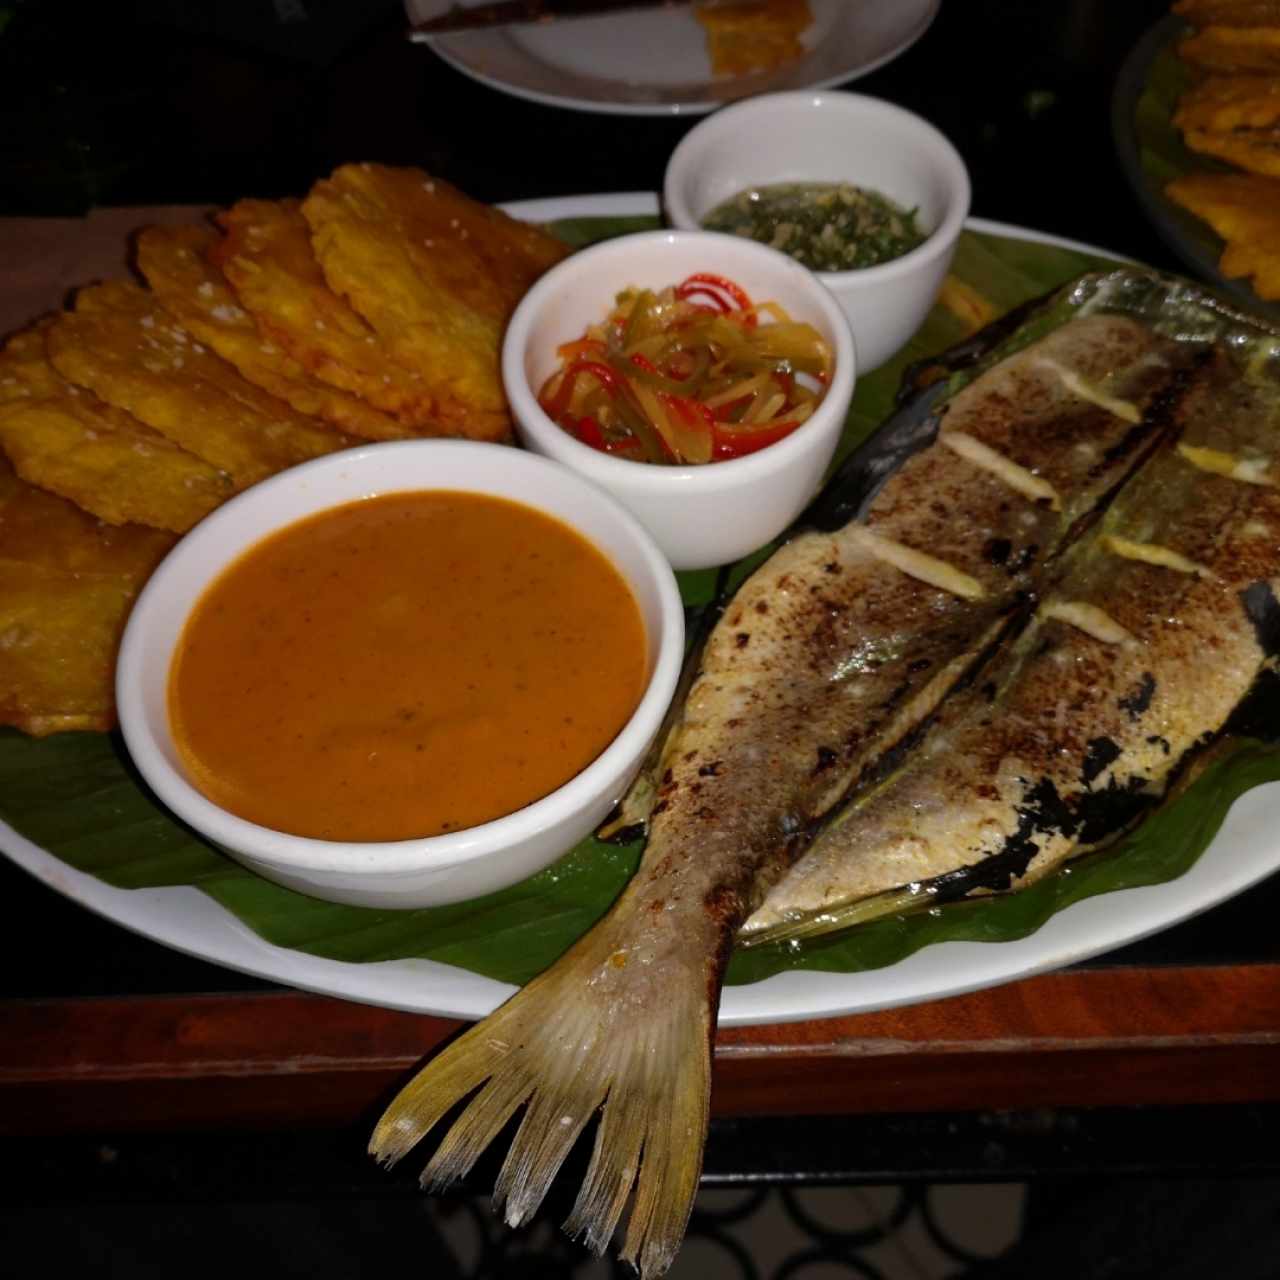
168;491;648;842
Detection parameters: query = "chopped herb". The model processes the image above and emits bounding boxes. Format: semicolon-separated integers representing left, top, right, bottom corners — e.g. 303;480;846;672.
703;181;927;272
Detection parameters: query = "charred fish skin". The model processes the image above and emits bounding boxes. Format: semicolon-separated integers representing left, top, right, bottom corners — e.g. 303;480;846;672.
706;311;1196;830
742;343;1280;947
611;312;1196;845
368;307;1200;1278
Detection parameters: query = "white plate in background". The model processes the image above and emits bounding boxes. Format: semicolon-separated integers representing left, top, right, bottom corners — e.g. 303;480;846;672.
407;0;940;116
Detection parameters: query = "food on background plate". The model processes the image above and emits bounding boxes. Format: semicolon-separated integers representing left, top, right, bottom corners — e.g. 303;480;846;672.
1171;72;1280;132
1165;172;1280;298
0;163;571;734
300;165;571;442
537;272;832;464
370;270;1280;1277
1171;69;1280;181
1173;0;1280;25
0;327;231;533
170;491;647;842
1175;113;1280;174
1161;3;1280;299
136;224;413;443
694;0;813;78
743;344;1280;942
0;455;175;736
701;181;927;272
45;280;354;489
1179;22;1280;70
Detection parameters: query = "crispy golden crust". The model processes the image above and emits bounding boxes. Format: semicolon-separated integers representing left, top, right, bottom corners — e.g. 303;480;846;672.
695;0;812;77
1173;73;1280;131
1165;171;1280;298
1181;124;1280;175
1173;0;1280;28
0;327;230;532
45;280;352;490
0;456;175;735
301;164;569;442
1179;25;1280;72
212;198;442;431
137;224;412;443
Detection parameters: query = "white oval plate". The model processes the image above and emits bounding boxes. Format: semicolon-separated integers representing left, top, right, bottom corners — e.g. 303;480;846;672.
412;0;940;117
4;192;1278;1027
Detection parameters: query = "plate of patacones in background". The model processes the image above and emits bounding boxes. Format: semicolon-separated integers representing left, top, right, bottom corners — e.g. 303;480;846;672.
1115;0;1280;318
404;0;940;116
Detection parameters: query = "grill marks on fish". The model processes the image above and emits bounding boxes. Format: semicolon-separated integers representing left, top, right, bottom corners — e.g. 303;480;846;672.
1038;599;1136;646
1102;535;1214;579
368;312;1200;1278
941;431;1063;509
742;345;1280;946
1033;355;1144;423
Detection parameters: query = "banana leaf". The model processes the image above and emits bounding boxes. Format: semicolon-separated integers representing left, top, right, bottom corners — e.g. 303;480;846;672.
2;216;1277;990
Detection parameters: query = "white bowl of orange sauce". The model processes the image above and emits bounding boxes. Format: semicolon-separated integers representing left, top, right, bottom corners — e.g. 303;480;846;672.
116;440;684;909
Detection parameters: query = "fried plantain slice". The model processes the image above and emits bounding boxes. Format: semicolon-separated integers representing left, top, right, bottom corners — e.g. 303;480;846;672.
1181;124;1280;176
695;0;813;78
45;280;352;490
1173;0;1280;27
212;197;442;431
0;455;175;735
0;327;230;532
1165;171;1280;298
1173;73;1280;132
301;164;570;442
137;224;412;443
1179;25;1280;72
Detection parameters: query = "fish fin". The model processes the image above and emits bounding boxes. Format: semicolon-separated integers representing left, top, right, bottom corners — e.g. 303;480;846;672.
369;921;712;1279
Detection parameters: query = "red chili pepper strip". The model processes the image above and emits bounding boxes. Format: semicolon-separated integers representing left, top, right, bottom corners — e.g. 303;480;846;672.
673;283;731;313
665;394;718;432
679;272;754;311
574;415;607;450
656;393;715;464
712;418;802;460
567;415;645;458
541;359;625;420
567;360;626;394
606;436;643;457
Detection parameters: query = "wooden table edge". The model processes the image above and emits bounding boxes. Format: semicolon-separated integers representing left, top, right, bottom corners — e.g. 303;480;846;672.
4;962;1279;1134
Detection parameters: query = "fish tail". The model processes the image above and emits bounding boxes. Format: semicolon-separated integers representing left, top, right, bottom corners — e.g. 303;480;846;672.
369;915;712;1278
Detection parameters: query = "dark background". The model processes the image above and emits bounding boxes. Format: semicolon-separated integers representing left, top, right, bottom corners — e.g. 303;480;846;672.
0;0;1176;274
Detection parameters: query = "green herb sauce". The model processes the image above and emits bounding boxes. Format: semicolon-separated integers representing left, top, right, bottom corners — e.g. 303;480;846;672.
702;181;927;272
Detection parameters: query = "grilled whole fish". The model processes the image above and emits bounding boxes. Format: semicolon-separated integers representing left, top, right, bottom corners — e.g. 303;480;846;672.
369;303;1203;1276
741;343;1280;947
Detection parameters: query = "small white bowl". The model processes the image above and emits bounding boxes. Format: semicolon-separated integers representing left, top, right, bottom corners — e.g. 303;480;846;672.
663;90;971;372
502;229;856;571
116;440;684;910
